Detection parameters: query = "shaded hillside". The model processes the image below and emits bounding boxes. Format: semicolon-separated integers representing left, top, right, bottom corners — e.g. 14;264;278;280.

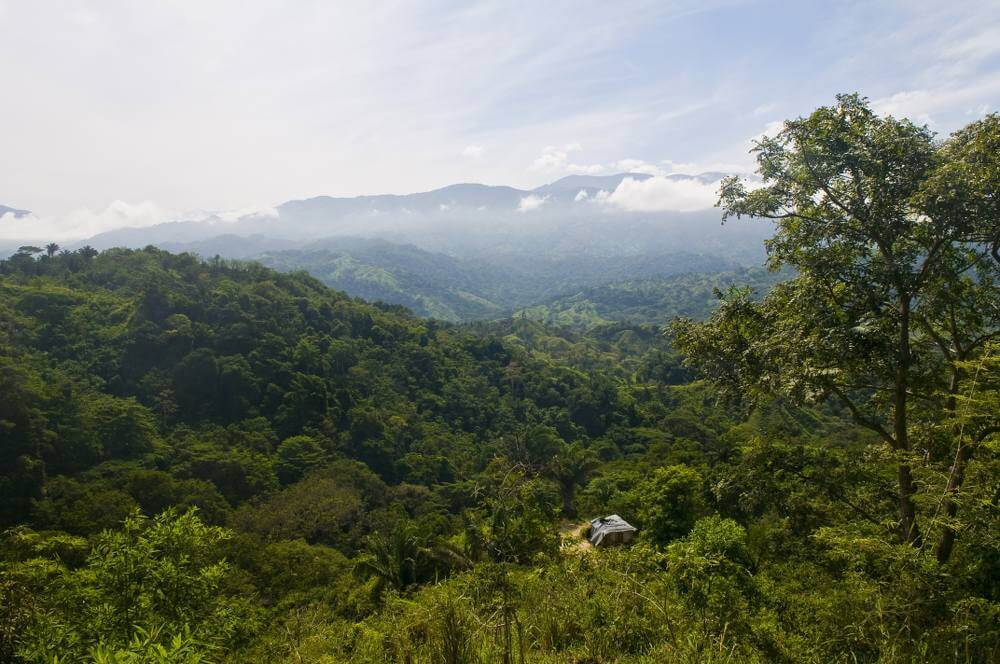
519;266;786;329
253;239;508;321
2;241;996;663
250;237;740;321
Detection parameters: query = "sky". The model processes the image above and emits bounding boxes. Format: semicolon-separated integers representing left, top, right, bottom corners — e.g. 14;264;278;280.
1;0;999;239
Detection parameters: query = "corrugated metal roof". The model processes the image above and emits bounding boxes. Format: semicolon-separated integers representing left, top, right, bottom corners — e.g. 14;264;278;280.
589;514;636;546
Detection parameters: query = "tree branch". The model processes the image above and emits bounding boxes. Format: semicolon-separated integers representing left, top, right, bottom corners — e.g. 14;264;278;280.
826;382;897;447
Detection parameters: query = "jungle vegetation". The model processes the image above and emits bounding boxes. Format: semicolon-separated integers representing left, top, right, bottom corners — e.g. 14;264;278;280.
0;95;997;662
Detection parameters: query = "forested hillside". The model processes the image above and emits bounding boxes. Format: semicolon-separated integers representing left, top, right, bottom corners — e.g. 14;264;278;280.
1;96;998;663
251;239;510;321
194;237;739;322
518;266;786;330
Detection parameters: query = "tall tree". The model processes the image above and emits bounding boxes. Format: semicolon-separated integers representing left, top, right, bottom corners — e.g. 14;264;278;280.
673;95;999;548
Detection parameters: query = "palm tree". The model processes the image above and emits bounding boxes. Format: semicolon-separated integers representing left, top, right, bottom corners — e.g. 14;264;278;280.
355;524;470;594
547;442;600;517
44;243;60;257
355;528;415;593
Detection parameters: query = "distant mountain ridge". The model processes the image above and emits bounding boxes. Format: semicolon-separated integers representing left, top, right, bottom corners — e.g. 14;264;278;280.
75;171;740;251
271;172;659;227
10;173;774;323
0;204;30;218
70;171;772;269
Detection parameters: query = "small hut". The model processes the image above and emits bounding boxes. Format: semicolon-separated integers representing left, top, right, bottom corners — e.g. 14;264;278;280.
588;514;637;547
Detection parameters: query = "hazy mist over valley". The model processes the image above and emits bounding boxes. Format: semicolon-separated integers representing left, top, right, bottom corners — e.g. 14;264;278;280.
2;2;998;662
3;171;774;323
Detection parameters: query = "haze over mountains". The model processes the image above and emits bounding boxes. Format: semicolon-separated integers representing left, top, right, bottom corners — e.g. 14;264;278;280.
0;204;30;219
2;171;773;322
69;172;743;250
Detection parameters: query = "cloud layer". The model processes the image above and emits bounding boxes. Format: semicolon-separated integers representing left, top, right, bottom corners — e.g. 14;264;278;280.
0;201;173;242
596;176;721;212
1;0;996;232
517;194;549;212
0;201;277;243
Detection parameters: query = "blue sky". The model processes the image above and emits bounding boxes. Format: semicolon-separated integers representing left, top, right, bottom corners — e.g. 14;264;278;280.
1;0;998;236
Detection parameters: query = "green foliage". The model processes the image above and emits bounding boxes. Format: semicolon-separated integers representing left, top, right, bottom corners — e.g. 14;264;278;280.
520;266;786;330
634;464;705;546
676;94;999;547
89;625;210;664
275;435;327;485
234;463;378;554
1;106;997;664
80;393;159;459
666;516;757;639
257;240;509;322
255;238;746;323
4;509;253;661
475;463;561;565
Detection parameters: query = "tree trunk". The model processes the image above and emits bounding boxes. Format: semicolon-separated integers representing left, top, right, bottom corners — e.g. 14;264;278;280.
945;366;960;414
560;484;577;518
895;296;920;545
934;440;975;563
933;363;965;563
897;464;919;544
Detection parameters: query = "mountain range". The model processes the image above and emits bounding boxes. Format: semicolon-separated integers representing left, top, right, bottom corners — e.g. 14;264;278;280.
0;204;30;219
4;172;773;322
75;172;757;254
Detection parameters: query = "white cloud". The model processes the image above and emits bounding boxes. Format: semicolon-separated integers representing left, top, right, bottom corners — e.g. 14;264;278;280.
0;200;175;242
4;2;715;217
753;102;777;116
530;147;566;172
873;90;938;126
517;194;548;212
727;119;787;163
215;205;278;222
0;201;279;242
530;143;584;172
462;144;485;159
660;159;706;174
934;23;1000;76
598;175;721;212
534;152;754;181
532;148;677;178
872;77;1000;127
66;8;99;27
566;163;606;175
751;120;785;144
6;1;997;223
612;158;664;176
574;189;589;202
534;152;716;179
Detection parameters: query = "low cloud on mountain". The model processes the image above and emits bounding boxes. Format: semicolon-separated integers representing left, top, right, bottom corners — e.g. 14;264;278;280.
517;194;549;212
0;200;174;242
596;175;722;212
0;201;278;243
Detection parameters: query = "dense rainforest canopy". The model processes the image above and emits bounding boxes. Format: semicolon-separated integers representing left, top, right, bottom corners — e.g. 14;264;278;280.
1;96;998;662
